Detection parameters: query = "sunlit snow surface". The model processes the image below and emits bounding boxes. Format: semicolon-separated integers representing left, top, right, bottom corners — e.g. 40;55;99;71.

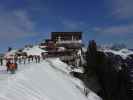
0;58;101;100
23;45;47;56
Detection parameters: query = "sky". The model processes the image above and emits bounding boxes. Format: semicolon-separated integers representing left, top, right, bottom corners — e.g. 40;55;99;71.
0;0;133;52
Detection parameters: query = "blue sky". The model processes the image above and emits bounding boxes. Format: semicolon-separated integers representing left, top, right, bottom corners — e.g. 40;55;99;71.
0;0;133;52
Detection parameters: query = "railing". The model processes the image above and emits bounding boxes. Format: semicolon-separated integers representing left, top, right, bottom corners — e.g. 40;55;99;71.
56;40;82;44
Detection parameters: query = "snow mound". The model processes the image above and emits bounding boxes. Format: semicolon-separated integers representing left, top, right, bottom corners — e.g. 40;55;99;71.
118;49;133;55
4;49;18;59
103;48;133;59
23;45;47;56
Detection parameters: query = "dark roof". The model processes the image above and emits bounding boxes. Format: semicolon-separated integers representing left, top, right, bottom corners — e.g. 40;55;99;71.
51;32;82;40
51;32;82;36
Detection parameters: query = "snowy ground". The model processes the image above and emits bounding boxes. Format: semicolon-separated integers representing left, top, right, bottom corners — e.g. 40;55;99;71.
0;58;101;100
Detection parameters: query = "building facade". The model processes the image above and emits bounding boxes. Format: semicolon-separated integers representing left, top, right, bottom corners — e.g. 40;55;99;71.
51;32;83;49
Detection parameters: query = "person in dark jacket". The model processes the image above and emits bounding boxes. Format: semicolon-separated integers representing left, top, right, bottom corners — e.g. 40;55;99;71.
6;60;11;72
0;57;3;66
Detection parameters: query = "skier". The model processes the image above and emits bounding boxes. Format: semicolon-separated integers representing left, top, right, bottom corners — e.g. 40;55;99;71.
6;60;11;72
14;55;18;63
6;60;17;74
35;56;38;63
22;56;27;64
9;63;17;74
0;57;3;66
37;56;41;63
18;56;22;64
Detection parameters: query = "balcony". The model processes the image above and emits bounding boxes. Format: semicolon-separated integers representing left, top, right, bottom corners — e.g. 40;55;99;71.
56;40;82;44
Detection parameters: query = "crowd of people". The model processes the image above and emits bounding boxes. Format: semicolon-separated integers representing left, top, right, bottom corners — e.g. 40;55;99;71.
0;55;41;74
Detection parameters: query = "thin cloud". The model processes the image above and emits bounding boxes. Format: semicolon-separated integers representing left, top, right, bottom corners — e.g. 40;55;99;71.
0;9;36;42
107;0;133;19
62;20;89;31
93;24;133;35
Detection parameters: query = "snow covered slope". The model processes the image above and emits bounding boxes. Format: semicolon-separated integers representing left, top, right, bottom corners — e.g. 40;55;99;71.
0;59;101;100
